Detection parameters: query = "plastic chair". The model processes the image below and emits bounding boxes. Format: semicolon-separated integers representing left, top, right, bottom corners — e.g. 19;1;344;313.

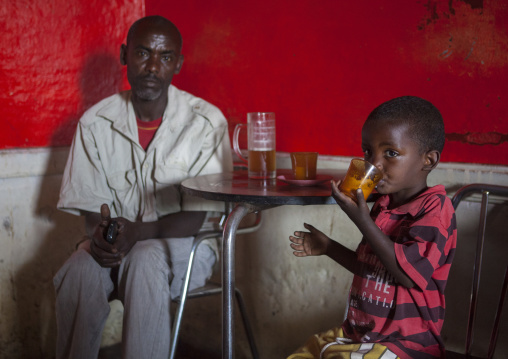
169;210;262;359
446;184;508;359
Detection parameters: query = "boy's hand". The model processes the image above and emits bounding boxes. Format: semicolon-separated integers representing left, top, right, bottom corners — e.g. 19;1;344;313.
289;223;331;257
331;179;371;226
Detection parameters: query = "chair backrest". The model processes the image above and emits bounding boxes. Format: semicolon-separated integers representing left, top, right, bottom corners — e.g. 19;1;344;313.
450;183;508;359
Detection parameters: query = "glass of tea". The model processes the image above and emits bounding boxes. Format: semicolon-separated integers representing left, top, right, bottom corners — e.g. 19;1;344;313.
233;112;276;179
290;152;318;180
339;158;383;202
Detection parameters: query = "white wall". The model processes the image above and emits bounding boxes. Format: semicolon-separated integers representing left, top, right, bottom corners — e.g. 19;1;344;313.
0;148;507;358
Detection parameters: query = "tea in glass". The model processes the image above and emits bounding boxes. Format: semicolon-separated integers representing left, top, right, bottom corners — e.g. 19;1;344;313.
339;158;383;202
233;112;276;179
290;152;318;180
248;149;276;179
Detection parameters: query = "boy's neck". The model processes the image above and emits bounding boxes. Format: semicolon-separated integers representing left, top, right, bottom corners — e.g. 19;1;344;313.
388;183;429;209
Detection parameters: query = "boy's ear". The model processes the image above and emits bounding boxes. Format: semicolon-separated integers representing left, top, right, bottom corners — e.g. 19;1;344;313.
423;150;440;171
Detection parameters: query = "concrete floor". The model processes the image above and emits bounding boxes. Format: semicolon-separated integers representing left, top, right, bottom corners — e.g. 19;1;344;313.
98;342;221;359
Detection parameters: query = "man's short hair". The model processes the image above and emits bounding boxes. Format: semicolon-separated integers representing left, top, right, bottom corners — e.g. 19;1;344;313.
126;15;183;51
365;96;445;153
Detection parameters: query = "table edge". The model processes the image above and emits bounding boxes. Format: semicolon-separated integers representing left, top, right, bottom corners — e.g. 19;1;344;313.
181;185;337;206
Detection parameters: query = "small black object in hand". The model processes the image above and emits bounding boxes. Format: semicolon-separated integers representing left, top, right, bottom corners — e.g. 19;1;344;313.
105;220;118;244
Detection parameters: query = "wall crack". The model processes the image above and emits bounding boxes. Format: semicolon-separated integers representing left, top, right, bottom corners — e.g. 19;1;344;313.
445;131;508;145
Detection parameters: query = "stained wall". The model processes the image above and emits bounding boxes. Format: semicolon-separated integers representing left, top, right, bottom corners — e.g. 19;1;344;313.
1;0;508;358
0;0;143;148
1;1;507;164
0;0;144;357
145;0;507;165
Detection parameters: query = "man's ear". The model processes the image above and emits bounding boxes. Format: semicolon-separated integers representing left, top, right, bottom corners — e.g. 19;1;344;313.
423;150;440;171
120;44;127;66
174;54;184;74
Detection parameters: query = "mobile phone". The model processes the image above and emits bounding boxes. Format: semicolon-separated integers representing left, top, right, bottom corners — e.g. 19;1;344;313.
105;220;118;244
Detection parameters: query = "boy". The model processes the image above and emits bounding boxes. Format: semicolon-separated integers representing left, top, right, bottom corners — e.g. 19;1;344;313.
288;96;456;359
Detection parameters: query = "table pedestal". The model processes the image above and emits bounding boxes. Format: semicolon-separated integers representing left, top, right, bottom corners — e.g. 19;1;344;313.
181;169;344;358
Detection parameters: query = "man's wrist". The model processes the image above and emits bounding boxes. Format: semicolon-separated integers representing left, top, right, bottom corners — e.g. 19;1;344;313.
324;237;334;256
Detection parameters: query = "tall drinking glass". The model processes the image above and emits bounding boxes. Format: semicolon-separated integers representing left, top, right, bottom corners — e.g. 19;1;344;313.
233;112;276;179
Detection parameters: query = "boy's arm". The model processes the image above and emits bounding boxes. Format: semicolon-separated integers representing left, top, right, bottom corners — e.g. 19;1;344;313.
323;235;358;274
331;181;415;288
354;214;414;288
289;223;358;274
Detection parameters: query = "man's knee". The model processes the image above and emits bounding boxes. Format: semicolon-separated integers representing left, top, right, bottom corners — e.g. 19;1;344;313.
54;249;112;297
122;239;169;272
170;242;216;297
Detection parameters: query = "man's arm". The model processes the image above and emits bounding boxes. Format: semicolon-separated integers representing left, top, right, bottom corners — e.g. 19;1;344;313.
119;210;207;240
86;204;207;267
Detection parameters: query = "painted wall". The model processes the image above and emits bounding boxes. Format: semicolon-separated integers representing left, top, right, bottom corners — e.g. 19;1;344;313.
0;0;144;148
1;0;508;357
1;1;507;164
144;0;507;165
0;0;144;356
1;149;507;358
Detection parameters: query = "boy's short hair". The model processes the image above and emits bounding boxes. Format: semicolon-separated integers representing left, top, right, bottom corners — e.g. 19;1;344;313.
365;96;445;153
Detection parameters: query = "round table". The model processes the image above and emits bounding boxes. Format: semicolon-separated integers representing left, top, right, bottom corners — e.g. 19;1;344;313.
181;168;345;358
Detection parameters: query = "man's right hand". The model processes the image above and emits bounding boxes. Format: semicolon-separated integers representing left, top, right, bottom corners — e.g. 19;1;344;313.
89;204;122;267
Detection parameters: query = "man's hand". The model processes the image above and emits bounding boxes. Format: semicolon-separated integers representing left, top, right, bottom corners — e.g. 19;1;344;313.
331;179;371;227
289;223;331;257
90;204;122;267
112;216;141;260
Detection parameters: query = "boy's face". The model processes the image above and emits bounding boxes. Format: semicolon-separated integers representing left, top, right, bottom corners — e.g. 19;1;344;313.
361;120;431;205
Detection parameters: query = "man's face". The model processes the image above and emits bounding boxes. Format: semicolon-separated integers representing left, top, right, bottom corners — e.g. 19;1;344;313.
361;120;429;204
122;22;183;102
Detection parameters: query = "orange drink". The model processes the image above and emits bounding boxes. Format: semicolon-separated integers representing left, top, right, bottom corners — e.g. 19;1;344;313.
248;149;276;179
233;112;276;179
290;152;318;180
339;158;382;202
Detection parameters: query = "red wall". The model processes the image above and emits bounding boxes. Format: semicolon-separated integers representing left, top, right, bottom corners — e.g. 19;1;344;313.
1;0;507;165
0;0;144;148
146;0;508;165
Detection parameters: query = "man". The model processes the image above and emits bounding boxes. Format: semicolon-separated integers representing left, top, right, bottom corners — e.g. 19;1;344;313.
54;16;232;359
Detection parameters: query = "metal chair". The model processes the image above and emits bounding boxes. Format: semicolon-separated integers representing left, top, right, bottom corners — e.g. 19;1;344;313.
169;210;262;359
446;183;508;359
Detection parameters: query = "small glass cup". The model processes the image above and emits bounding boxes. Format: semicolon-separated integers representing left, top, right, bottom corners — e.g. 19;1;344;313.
339;158;383;202
290;152;318;180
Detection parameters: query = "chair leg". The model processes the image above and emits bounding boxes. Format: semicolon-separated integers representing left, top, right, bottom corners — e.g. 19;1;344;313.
169;228;261;359
235;288;259;359
487;264;508;359
169;231;221;359
169;245;198;359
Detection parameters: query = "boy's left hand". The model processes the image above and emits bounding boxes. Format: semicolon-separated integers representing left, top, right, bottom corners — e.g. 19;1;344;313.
331;179;371;226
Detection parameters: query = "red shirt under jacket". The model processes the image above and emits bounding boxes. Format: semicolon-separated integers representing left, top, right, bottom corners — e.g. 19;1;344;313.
136;117;162;151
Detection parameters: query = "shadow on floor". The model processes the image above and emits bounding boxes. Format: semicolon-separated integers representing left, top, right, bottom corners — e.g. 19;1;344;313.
98;341;221;359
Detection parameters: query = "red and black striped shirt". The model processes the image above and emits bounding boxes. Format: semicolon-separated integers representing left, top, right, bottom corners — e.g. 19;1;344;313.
342;185;457;359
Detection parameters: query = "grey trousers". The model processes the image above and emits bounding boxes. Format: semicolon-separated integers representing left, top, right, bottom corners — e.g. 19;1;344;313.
53;237;215;359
